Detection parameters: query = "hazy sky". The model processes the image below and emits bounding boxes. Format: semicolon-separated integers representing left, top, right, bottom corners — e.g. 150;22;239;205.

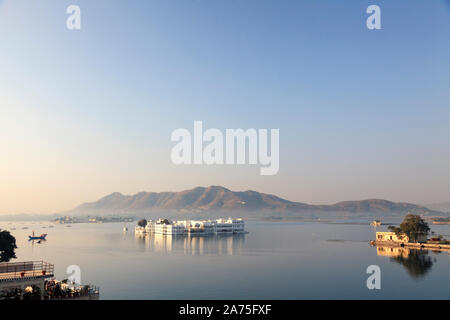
0;0;449;214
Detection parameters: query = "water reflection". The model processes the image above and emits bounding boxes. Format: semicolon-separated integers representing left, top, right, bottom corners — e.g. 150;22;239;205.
376;246;435;278
29;239;47;246
135;233;246;255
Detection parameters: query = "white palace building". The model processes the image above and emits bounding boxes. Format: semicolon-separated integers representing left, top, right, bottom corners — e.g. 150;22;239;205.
135;218;245;235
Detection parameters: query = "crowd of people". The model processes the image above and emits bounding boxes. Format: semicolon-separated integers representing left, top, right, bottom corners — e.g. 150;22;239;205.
44;280;99;299
0;280;99;300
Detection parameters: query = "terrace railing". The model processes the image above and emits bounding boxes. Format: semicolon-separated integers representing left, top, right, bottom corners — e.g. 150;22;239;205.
0;261;54;281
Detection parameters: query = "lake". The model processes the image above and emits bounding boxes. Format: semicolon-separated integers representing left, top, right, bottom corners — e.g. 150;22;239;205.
1;220;449;299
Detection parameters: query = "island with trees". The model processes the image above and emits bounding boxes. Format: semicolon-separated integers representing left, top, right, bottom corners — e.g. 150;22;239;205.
372;214;450;251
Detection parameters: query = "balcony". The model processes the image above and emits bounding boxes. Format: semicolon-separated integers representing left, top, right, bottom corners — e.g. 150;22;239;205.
0;261;54;283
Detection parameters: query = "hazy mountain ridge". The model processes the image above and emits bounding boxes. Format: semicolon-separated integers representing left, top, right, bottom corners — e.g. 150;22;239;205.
424;202;450;213
66;186;441;218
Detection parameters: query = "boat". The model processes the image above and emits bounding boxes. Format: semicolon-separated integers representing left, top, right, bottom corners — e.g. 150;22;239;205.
28;232;48;240
370;220;381;226
123;226;128;232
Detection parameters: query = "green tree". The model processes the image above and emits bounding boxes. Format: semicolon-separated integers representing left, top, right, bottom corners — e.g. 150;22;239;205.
0;230;17;262
400;214;430;242
160;219;171;225
389;214;430;242
137;219;147;227
388;225;402;234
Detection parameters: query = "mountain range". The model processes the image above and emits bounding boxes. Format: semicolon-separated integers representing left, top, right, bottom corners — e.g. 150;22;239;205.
423;202;450;214
65;186;442;219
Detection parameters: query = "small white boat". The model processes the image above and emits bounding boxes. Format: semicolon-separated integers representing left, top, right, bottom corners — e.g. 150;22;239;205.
370;220;381;226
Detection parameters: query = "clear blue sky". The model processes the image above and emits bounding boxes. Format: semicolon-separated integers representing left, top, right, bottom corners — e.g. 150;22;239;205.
0;0;449;213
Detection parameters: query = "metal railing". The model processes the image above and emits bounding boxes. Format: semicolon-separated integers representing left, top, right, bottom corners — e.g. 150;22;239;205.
0;261;54;281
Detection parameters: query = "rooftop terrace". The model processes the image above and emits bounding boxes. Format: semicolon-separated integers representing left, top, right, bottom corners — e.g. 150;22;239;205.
0;261;54;283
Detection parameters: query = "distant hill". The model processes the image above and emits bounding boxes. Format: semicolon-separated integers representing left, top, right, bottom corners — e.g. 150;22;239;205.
424;202;450;213
64;186;441;219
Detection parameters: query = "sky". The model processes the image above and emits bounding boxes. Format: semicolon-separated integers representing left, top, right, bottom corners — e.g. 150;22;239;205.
0;0;449;214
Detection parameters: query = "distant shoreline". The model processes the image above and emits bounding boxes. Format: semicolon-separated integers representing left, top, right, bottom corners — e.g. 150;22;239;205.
2;215;450;225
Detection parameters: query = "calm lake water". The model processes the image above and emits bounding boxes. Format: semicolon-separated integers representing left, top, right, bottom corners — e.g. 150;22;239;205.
1;220;450;299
